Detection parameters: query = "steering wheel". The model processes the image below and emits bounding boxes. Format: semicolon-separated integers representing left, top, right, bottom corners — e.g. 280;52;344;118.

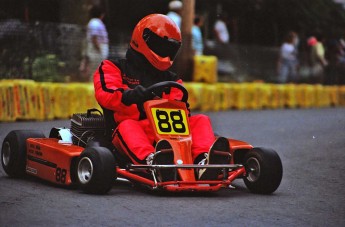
145;81;188;103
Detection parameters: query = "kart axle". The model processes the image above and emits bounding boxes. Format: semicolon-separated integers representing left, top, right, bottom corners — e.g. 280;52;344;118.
127;164;243;169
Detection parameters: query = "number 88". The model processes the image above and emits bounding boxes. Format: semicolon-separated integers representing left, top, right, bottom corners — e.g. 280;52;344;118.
156;110;186;133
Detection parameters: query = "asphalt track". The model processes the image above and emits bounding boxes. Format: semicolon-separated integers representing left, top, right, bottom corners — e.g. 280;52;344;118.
0;108;344;227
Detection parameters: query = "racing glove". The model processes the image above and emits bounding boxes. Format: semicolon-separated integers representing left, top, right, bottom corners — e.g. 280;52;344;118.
121;85;152;106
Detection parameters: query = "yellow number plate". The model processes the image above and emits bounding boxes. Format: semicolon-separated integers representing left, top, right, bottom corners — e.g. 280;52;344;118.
151;108;189;135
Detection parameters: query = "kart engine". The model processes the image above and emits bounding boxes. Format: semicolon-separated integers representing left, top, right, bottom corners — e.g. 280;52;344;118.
70;109;105;147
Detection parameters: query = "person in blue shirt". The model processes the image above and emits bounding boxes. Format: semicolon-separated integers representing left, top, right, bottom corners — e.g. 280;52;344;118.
192;16;204;55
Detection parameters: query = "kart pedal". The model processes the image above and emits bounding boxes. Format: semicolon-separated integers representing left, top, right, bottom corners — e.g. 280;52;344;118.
198;137;231;180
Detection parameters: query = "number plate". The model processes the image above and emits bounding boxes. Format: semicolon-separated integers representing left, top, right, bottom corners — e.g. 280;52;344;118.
151;108;190;135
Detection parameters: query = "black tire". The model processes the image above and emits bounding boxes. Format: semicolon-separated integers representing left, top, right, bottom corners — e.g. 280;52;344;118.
1;130;45;177
243;147;283;194
76;146;116;194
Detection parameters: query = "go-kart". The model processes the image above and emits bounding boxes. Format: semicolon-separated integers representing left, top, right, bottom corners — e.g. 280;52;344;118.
1;81;283;195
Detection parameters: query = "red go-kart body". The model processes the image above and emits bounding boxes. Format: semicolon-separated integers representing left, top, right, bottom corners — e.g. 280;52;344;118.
1;82;283;195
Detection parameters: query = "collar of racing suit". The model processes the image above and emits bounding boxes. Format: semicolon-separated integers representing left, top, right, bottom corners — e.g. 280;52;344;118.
125;48;179;89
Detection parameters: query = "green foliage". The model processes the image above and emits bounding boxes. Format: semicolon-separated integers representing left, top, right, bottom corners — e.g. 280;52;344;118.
24;54;66;82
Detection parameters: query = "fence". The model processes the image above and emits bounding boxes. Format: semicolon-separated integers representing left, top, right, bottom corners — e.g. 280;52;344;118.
0;19;130;82
0;19;86;81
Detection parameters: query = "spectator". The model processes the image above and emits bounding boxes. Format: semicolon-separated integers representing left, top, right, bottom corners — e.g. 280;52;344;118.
85;6;109;81
324;38;344;85
277;31;299;83
213;13;230;44
192;16;204;55
167;0;182;28
308;35;328;84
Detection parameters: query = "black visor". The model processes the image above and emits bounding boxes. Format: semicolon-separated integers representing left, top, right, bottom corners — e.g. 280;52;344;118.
143;28;181;60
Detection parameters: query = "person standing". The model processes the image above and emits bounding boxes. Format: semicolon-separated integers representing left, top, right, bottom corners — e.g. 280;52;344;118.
308;35;328;84
213;13;230;44
192;16;204;55
86;6;109;81
166;0;183;28
277;31;299;83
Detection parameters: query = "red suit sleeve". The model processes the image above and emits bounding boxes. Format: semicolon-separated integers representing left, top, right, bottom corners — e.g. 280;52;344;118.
93;60;124;111
93;60;140;122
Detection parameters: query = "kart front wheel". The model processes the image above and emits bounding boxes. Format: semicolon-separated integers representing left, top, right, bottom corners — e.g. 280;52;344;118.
1;130;45;177
243;147;283;194
77;146;116;194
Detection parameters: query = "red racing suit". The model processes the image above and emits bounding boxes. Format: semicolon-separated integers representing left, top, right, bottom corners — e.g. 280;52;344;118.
94;54;215;164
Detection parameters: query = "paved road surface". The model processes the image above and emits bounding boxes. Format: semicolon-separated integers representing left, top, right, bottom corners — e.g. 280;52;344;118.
0;108;344;226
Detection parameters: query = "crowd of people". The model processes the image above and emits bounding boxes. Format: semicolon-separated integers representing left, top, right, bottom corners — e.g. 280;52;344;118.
81;1;344;85
166;1;231;56
277;31;345;85
166;0;344;85
81;1;233;82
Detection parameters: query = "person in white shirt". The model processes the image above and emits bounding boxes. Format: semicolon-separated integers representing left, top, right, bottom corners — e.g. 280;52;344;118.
277;31;299;83
214;14;230;44
86;6;109;80
166;0;182;28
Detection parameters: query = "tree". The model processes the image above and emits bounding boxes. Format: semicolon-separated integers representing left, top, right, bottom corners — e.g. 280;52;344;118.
175;0;195;81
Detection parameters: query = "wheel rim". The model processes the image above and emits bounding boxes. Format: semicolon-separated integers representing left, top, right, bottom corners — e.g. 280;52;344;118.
2;141;11;166
78;157;93;184
246;157;261;182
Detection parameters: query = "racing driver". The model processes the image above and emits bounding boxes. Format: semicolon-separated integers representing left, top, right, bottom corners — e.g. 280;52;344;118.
93;14;230;180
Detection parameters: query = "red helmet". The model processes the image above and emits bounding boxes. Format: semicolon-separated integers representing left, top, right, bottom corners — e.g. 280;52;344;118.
130;14;182;71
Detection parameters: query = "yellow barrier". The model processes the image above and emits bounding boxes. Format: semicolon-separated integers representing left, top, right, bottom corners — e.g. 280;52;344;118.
269;84;285;109
52;83;100;119
183;82;204;110
217;83;235;110
51;83;71;119
9;80;39;120
339;86;345;106
231;83;247;110
246;82;270;110
283;84;297;108
0;80;344;122
193;55;218;83
0;81;16;121
37;82;55;120
259;83;272;109
295;84;316;108
85;83;101;111
25;81;41;120
200;84;221;111
328;86;339;106
72;83;100;114
315;84;330;108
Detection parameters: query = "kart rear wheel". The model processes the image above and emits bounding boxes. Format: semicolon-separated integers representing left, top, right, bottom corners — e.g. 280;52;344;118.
77;146;116;194
1;130;45;177
243;147;283;194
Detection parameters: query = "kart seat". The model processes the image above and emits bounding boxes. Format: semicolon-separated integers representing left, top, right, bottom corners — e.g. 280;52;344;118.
100;106;131;167
101;106;117;140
